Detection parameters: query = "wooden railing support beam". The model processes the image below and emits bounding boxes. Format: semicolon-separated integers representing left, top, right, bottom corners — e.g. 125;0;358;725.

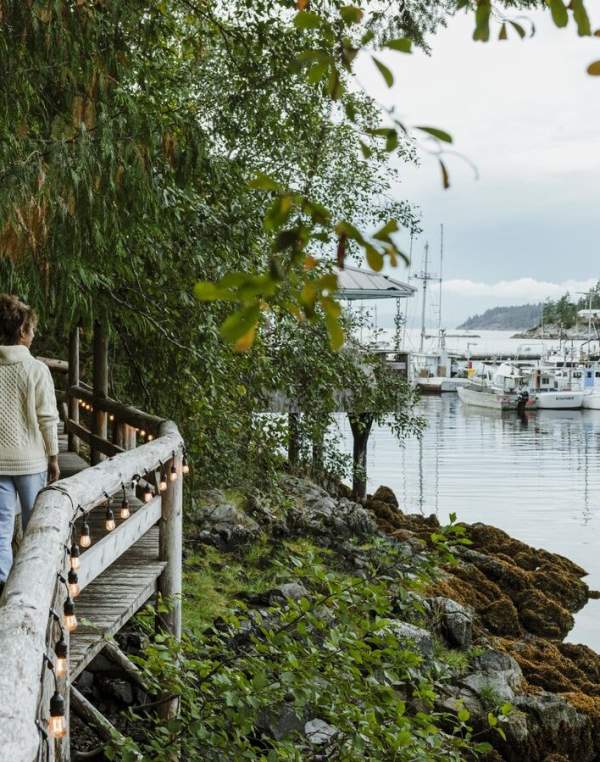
92;322;108;465
68;328;80;455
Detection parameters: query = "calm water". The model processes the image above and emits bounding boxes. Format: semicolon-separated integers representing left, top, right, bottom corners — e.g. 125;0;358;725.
338;396;600;650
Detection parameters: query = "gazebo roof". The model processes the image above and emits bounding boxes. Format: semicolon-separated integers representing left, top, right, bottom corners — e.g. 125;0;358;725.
335;265;416;300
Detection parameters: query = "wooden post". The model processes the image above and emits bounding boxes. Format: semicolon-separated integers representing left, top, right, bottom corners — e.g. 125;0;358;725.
157;423;183;721
348;412;374;500
68;328;80;455
92;322;108;465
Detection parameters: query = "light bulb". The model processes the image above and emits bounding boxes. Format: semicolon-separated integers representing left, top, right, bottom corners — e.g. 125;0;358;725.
105;507;115;531
55;637;68;678
48;691;66;738
182;456;189;475
169;463;178;482
159;472;167;492
143;484;153;503
147;434;154;441
79;522;91;548
68;569;80;598
70;543;80;571
140;429;146;437
120;499;130;519
63;597;77;632
109;414;114;421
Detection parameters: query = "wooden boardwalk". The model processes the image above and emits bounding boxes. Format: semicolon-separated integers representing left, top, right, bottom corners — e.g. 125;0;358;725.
0;328;184;762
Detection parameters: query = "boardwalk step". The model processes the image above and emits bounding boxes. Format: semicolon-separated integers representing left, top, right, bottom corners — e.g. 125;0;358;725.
69;527;165;679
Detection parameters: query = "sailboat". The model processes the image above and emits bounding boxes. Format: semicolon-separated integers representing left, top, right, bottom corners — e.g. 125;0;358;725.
457;364;537;411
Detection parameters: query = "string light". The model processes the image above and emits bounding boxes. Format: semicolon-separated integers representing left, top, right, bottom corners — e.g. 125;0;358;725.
182;451;189;475
169;456;178;482
48;691;66;739
159;462;167;492
69;543;80;571
143;483;154;503
105;504;115;532
55;637;68;678
147;434;154;441
79;521;91;548
109;414;114;422
140;430;146;438
120;498;130;519
63;597;77;632
68;569;80;598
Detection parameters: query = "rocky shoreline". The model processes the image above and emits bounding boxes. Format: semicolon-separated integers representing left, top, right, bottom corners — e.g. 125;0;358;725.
511;323;594;340
71;475;600;760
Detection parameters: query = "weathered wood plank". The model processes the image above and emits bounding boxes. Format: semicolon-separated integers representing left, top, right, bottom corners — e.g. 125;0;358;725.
0;424;182;762
78;498;161;590
69;386;164;435
71;686;123;744
65;420;124;459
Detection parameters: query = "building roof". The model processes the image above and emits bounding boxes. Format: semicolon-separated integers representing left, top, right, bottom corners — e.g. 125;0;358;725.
335;265;416;300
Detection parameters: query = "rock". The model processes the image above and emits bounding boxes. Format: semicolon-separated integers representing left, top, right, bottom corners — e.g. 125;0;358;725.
461;649;524;703
77;670;94;692
372;485;399;508
257;705;304;741
304;719;338;745
428;597;472;648
194;502;261;550
481;597;521;636
110;679;134;705
275;582;309;601
383;621;434;659
514;589;573;640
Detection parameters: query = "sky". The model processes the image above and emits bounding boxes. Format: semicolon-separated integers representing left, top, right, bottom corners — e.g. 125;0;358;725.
355;6;600;328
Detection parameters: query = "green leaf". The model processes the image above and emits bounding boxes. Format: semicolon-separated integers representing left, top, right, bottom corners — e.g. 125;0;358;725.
264;194;294;231
509;21;527;39
457;707;470;722
498;22;508;41
439;158;450;190
385;129;398;152
248;172;282;192
194;282;227;301
384;38;412;53
547;0;568;28
328;65;343;100
340;6;363;25
324;308;344;350
416;126;453;144
572;0;591;36
372;57;394;87
220;305;260;344
308;61;329;84
588;60;600;76
373;219;398;241
365;245;384;271
294;11;321;30
487;712;498;727
473;1;491;41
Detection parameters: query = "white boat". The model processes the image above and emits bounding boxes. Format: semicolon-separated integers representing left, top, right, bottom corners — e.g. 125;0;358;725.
457;383;535;411
535;391;584;409
457;363;537;411
583;393;600;410
527;368;584;409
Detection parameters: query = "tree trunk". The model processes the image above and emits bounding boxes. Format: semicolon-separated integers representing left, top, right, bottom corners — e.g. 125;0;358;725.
348;412;373;500
288;411;301;470
311;428;324;477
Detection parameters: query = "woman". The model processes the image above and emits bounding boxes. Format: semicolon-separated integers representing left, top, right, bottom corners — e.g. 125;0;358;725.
0;294;60;585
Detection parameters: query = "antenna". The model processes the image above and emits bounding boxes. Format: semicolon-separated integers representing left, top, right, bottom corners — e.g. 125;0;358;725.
438;224;444;345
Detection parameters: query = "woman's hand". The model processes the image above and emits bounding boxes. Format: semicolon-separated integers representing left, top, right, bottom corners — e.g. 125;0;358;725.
48;456;60;484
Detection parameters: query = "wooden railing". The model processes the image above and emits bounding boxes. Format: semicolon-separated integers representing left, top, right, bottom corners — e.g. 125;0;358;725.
0;330;184;761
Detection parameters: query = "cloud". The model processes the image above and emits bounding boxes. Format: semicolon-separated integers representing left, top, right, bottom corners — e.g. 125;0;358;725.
442;277;598;303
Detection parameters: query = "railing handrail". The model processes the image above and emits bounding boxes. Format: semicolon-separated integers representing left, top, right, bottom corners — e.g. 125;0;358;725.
0;420;183;761
68;384;165;434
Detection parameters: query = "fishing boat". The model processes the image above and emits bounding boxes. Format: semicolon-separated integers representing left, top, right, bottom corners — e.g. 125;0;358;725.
528;368;584;409
457;364;537;411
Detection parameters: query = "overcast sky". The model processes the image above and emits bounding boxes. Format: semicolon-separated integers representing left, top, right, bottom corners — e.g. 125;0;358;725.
356;6;600;328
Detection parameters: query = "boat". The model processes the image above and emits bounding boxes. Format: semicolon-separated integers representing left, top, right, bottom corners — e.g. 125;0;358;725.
415;375;471;393
457;364;537;411
527;368;584;409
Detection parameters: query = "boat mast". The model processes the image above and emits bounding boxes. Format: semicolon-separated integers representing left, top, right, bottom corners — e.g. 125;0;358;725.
438;224;444;350
420;243;429;352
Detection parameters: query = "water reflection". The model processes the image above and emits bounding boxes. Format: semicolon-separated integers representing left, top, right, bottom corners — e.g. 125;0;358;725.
337;396;600;649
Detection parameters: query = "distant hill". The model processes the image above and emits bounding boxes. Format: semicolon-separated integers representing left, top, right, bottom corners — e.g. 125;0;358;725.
458;303;542;331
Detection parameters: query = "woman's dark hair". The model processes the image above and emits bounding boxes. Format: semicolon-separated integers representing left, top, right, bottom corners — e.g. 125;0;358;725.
0;294;38;345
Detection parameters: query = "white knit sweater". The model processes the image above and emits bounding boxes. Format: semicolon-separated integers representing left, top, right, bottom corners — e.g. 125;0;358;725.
0;345;59;476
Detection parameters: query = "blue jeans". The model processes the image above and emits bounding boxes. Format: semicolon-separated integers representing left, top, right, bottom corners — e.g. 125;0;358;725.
0;472;47;582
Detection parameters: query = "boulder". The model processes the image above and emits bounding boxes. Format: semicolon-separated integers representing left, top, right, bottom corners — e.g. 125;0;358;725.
372;485;399;508
428;597;472;649
383;621;434;659
257;705;304;741
304;719;339;745
461;649;524;703
481;597;521;636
